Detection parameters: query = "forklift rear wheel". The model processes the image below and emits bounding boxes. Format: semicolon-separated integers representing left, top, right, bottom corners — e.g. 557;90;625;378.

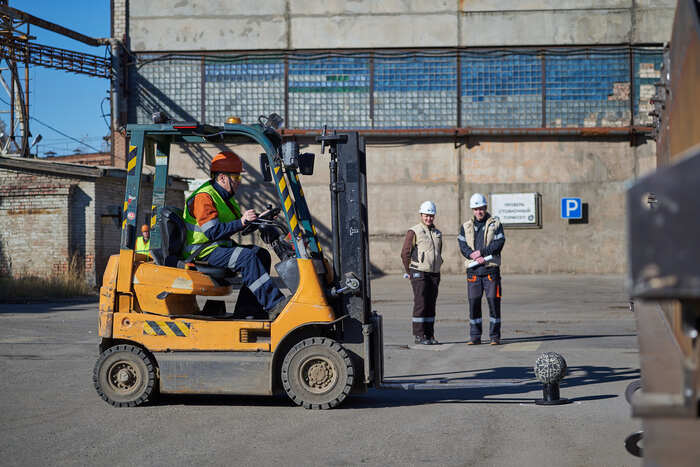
93;344;157;407
281;337;354;410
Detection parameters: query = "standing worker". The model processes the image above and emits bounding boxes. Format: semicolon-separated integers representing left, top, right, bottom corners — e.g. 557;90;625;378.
135;224;151;257
458;193;505;345
182;150;287;319
401;201;443;345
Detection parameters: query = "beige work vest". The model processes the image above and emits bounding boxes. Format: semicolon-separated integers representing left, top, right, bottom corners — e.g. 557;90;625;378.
462;216;502;269
409;223;443;273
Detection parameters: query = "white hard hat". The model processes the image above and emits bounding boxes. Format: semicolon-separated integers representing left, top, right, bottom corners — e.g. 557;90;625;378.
470;193;487;209
419;200;436;215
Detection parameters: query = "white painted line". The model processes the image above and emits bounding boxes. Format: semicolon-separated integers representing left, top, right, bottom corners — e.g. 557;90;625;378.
407;343;455;351
500;342;542;352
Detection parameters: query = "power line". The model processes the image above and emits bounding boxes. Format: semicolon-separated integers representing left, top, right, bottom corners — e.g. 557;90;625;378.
0;94;102;152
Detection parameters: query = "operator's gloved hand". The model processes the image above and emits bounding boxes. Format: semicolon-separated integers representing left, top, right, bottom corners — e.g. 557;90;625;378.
403;273;410;279
469;250;481;260
259;225;279;244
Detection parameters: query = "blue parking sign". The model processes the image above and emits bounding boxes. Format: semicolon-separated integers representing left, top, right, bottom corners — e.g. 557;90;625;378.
561;197;582;219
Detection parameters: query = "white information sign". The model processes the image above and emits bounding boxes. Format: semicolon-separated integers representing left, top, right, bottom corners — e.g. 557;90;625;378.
490;193;540;226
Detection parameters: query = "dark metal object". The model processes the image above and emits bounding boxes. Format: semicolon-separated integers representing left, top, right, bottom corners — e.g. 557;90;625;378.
625;431;644;457
156;352;272;395
627;145;700;300
535;383;570;406
259;153;272;181
626;2;700;461
298;152;315;175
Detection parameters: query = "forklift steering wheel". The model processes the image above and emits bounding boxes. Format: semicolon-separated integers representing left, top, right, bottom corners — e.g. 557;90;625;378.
240;207;281;236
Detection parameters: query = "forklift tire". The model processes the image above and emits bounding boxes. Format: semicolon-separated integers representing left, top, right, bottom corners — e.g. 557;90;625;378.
93;344;157;407
281;337;354;410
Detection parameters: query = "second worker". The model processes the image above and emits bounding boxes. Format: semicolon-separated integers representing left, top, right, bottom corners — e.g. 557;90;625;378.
401;201;443;345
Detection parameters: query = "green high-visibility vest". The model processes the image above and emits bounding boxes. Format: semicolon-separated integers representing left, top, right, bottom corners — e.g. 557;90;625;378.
135;236;150;257
182;181;241;260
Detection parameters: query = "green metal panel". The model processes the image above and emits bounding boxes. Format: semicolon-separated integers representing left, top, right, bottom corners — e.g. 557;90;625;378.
120;130;146;250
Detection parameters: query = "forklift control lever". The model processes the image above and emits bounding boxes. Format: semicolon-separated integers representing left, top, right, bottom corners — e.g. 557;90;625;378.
330;273;361;297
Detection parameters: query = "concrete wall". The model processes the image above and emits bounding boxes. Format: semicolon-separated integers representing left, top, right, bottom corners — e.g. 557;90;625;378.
127;0;675;51
164;137;655;275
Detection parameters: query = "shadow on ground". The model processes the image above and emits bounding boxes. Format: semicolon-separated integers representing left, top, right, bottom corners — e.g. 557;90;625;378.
150;364;638;409
438;333;636;345
351;364;639;408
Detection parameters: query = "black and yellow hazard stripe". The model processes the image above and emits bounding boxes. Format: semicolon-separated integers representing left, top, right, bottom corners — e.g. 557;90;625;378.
143;320;191;337
274;166;302;239
288;171;322;253
127;144;138;174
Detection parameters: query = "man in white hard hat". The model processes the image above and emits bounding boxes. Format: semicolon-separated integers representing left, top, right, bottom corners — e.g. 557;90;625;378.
458;193;506;345
400;200;443;345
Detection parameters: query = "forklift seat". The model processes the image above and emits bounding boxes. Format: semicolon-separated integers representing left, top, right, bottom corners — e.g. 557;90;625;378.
151;207;235;280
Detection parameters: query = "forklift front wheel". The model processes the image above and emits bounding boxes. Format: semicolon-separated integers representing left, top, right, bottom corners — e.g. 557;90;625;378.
93;344;157;407
281;337;354;410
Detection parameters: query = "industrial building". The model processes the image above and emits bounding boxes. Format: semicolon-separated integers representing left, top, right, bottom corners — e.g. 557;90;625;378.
108;1;674;275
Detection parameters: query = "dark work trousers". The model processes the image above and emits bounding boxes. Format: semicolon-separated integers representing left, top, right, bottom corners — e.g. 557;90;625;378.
467;271;502;341
205;244;284;311
410;269;441;339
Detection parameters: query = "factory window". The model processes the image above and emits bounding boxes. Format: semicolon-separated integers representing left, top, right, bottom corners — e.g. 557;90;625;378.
130;47;663;133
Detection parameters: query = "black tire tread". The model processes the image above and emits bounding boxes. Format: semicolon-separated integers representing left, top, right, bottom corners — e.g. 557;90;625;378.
93;344;157;407
281;337;354;410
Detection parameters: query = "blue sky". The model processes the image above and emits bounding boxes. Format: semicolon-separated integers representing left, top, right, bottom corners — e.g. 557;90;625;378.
5;1;110;156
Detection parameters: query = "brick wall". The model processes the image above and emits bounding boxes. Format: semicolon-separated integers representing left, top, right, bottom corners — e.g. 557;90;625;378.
2;162;187;286
0;169;73;277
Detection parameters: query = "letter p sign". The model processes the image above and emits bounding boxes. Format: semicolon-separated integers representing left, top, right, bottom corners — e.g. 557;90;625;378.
561;197;582;219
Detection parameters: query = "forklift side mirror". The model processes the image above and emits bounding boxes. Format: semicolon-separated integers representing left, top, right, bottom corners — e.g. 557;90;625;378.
298;153;315;175
260;154;272;182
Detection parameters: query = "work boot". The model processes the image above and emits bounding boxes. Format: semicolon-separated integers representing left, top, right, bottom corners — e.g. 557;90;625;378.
428;337;439;345
414;335;423;344
267;296;290;321
467;339;481;345
419;337;432;345
489;338;501;346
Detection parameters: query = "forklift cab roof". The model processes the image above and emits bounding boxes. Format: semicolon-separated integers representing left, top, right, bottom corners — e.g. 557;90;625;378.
121;119;322;259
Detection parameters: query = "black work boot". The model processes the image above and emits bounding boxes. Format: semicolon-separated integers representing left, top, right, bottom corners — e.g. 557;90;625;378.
267;297;290;321
428;337;439;345
414;335;423;344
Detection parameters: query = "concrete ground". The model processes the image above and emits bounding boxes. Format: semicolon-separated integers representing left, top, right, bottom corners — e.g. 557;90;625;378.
0;275;640;467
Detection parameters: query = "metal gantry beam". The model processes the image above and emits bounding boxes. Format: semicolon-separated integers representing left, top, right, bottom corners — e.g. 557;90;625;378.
0;1;112;157
0;36;110;78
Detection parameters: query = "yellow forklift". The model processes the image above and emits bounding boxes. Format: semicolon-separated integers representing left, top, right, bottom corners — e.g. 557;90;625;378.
94;115;383;409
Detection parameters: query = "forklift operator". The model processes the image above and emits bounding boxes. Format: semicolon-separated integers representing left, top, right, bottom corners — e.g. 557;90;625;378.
182;151;287;319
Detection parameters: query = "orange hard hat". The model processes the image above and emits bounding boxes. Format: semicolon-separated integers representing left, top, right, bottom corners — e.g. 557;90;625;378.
210;151;244;175
141;224;150;233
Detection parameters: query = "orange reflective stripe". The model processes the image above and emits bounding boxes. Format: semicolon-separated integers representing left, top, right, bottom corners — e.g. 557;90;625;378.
468;275;477;283
497;285;501;298
488;274;492;281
